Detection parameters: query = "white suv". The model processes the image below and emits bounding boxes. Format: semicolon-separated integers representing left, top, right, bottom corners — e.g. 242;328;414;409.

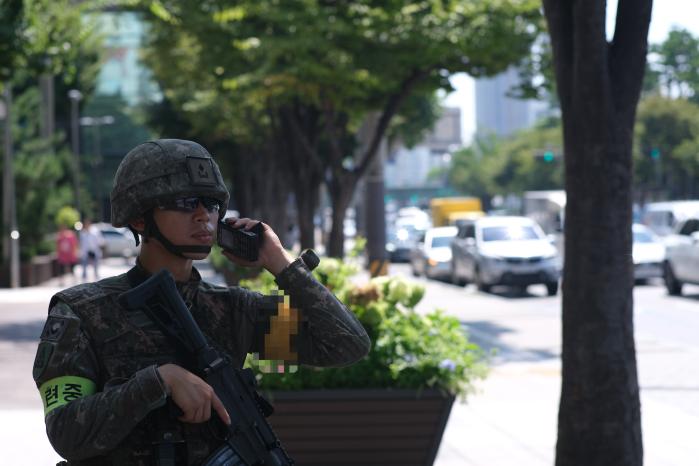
450;216;561;295
664;217;699;295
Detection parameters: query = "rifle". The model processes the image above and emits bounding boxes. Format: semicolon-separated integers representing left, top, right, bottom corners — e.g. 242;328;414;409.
118;269;294;466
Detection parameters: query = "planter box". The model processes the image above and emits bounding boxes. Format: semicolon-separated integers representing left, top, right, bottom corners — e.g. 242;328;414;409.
16;255;55;287
264;389;455;466
31;254;54;285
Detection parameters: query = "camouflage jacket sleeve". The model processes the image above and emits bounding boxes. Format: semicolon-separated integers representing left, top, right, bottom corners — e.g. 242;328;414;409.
32;301;168;461
242;257;371;368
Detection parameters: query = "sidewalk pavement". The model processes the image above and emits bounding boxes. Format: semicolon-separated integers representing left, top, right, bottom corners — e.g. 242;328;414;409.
1;259;696;465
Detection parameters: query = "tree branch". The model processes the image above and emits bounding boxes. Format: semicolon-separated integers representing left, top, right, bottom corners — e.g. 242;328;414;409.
355;68;430;178
322;104;346;174
281;104;324;176
610;0;653;124
542;1;575;114
572;0;610;114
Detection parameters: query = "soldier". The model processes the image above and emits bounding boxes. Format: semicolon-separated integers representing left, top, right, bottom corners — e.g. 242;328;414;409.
32;139;371;465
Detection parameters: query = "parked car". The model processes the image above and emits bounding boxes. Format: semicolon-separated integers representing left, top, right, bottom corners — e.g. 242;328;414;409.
95;223;139;258
664;217;699;295
410;226;457;279
450;216;560;295
641;200;699;237
386;227;416;262
632;223;665;283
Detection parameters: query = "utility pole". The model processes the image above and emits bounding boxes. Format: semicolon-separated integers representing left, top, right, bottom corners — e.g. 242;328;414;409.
68;89;82;216
2;85;20;287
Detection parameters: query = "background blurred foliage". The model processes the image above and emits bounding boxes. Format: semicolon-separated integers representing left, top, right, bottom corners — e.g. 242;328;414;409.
449;26;699;206
136;0;543;255
0;0;103;261
448;119;563;207
5;3;699;262
55;206;80;229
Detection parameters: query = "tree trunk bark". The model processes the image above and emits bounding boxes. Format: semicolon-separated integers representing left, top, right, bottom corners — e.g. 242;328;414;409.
326;172;357;258
557;132;641;466
543;1;652;465
276;103;324;251
294;181;320;250
227;143;291;241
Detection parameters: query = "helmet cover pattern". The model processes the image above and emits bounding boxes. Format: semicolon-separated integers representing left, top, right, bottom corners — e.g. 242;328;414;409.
110;139;229;227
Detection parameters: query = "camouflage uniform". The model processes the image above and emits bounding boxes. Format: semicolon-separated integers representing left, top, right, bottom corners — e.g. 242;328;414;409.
32;139;371;465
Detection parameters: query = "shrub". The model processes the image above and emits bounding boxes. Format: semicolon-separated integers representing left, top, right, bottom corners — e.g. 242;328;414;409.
242;250;488;399
208;246;263;285
55;206;80;229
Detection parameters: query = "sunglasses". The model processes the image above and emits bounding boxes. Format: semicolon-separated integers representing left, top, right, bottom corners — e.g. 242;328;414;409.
158;197;222;213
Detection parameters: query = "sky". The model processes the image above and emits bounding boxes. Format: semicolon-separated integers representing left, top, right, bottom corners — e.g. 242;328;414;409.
446;0;699;145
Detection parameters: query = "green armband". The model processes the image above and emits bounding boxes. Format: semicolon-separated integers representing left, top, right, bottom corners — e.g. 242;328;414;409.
39;376;97;416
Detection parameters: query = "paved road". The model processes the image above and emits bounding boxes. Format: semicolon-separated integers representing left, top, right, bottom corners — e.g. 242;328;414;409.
392;263;699;466
1;259;697;465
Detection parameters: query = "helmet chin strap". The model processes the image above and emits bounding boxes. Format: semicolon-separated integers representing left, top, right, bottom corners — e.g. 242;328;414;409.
144;211;212;258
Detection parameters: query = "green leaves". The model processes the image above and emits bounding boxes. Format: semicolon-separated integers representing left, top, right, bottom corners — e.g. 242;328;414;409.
55;206;80;229
244;255;488;398
0;0;23;81
634;95;699;198
142;0;542;139
139;0;542;256
649;27;699;102
0;0;103;260
448;123;564;201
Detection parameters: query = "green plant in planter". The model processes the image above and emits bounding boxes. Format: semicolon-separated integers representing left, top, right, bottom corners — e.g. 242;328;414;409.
208;246;264;285
242;251;488;400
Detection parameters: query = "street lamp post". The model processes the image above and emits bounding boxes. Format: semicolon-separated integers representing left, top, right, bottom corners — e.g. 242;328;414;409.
68;89;82;216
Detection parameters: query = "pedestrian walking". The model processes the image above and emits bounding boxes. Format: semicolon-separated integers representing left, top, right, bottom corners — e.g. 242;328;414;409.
55;225;78;286
79;218;104;281
32;139;370;465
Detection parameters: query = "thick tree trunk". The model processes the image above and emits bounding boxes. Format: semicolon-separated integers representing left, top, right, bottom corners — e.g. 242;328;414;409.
557;131;641;466
294;181;320;250
276;103;324;251
227;144;291;241
543;1;652;465
326;173;357;258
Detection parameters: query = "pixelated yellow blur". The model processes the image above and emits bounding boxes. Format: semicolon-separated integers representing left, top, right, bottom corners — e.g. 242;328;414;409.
263;295;299;362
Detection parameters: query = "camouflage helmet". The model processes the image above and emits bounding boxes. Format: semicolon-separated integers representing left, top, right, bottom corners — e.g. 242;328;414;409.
110;139;229;227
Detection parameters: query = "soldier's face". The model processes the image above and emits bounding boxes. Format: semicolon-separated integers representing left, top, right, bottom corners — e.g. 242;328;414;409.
153;202;217;260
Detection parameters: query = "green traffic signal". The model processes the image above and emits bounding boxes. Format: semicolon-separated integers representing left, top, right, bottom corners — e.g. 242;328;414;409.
543;150;555;162
650;148;660;160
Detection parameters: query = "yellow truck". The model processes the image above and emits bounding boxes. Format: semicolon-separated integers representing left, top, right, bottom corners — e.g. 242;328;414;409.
430;197;485;227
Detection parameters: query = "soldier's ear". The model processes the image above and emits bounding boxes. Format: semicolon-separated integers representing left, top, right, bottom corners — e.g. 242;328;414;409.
128;218;146;235
127;218;145;247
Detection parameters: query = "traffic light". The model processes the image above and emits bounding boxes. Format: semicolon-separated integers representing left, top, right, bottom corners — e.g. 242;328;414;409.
536;149;560;163
650;148;660;160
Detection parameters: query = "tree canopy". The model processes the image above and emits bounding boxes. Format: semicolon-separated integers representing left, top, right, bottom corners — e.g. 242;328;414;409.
1;0;102;260
139;0;543;255
647;27;699;102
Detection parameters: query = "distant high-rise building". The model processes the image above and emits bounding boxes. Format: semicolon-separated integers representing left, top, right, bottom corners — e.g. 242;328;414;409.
475;67;546;138
383;107;462;206
93;12;161;106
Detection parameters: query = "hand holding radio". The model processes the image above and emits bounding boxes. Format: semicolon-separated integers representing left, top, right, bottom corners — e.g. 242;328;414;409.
217;219;264;262
217;217;294;275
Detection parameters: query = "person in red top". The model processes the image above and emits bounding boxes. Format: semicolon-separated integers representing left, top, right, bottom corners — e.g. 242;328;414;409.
55;224;78;286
